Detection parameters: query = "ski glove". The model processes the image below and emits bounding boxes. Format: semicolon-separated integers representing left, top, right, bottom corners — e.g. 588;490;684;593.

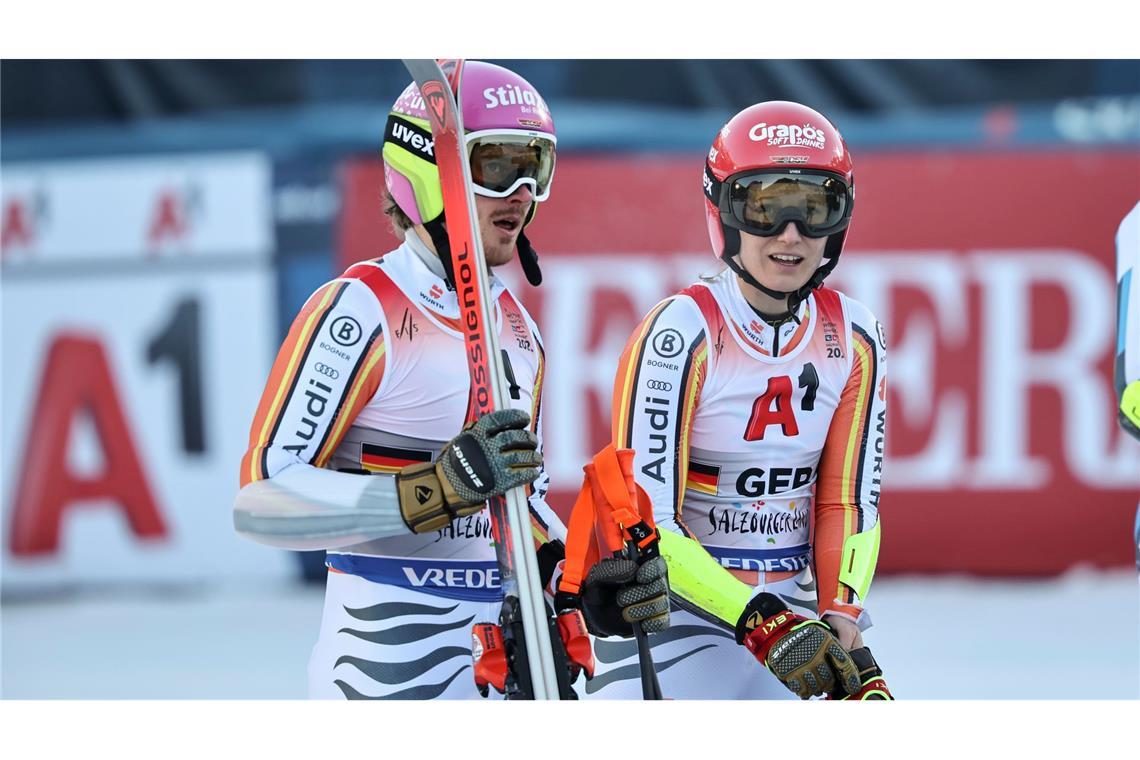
830;646;894;700
735;592;862;699
396;408;541;534
579;553;670;638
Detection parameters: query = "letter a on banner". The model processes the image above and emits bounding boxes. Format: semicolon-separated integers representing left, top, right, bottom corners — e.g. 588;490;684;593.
9;334;167;555
1;198;34;253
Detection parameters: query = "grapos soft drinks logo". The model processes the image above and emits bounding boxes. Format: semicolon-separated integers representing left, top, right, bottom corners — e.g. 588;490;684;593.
749;122;827;150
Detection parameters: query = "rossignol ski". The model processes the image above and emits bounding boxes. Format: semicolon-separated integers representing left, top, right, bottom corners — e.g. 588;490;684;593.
400;58;571;700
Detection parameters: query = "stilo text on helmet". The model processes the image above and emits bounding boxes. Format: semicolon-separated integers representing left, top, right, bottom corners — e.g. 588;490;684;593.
483;85;547;115
748;123;826;150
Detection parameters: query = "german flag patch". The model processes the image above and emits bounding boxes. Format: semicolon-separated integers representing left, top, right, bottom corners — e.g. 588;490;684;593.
360;443;433;474
686;460;720;496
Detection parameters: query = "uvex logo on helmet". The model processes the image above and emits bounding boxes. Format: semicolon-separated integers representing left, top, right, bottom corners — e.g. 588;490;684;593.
388;120;435;158
748;122;827;150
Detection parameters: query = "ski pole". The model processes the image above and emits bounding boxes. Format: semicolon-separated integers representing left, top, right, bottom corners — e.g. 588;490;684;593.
626;536;663;700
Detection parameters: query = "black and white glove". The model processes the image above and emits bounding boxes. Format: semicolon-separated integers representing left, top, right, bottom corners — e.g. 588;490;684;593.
577;552;670;638
395;408;540;533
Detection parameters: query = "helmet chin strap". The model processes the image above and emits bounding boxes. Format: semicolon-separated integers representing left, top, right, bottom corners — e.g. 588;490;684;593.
424;216;457;291
424;213;544;290
720;224;839;324
721;225;801;322
723;254;807;324
517;230;542;286
516;199;542;286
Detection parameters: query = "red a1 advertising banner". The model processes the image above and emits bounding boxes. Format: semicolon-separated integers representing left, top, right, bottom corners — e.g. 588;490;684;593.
1;154;286;591
339;151;1140;576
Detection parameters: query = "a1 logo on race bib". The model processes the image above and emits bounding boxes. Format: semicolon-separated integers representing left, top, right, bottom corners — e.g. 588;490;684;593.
652;329;684;359
330;316;362;347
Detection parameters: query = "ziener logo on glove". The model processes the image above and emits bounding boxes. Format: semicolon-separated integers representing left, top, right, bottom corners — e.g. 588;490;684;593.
770;626;812;660
453;443;485;488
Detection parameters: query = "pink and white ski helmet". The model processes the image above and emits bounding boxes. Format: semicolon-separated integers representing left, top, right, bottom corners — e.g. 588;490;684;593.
381;61;557;227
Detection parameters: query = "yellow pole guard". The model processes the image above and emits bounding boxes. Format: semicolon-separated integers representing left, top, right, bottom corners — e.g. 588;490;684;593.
1121;380;1140;429
838;520;882;603
657;530;753;628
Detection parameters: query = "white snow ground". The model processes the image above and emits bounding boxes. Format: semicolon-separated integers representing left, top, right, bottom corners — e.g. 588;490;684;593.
3;569;1138;699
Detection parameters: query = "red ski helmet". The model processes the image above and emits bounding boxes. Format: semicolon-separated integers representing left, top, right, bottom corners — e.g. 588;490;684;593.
703;101;854;311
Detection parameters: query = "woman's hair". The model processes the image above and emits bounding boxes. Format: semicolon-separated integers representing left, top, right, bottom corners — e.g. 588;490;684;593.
383;191;414;237
698;261;729;282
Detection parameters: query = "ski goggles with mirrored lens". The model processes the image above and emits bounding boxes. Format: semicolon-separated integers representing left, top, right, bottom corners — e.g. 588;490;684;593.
710;168;852;238
466;129;557;200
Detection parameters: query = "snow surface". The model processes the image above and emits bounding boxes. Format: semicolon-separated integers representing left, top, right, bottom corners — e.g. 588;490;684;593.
3;569;1138;699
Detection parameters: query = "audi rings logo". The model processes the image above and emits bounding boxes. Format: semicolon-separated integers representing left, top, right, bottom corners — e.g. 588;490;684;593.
646;379;673;392
313;362;340;380
330;316;363;347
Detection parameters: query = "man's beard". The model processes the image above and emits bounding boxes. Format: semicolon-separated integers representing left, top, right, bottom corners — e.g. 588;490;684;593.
485;244;515;267
481;227;519;267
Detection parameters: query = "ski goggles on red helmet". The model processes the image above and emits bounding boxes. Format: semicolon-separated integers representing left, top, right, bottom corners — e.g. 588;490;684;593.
466;129;556;201
706;167;852;238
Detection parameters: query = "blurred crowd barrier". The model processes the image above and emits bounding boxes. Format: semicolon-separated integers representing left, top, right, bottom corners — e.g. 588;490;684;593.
3;107;1139;595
